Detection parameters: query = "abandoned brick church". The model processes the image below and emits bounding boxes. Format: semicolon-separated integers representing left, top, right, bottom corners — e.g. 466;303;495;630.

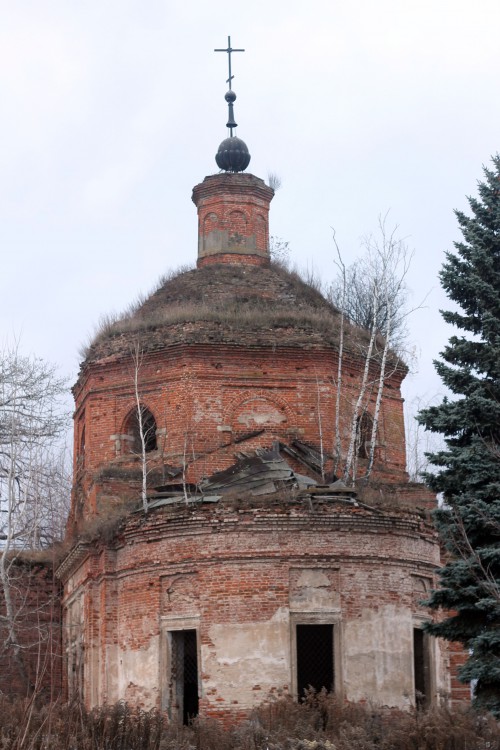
51;49;468;722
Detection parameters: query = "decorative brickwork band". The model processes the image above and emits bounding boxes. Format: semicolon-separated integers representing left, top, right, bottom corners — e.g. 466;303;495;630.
192;173;274;267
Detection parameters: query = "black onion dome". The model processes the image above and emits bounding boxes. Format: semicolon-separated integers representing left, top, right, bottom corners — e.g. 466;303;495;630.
216;137;251;173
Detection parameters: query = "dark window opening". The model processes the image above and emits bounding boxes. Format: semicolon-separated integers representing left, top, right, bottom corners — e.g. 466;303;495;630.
413;628;431;709
78;426;86;469
296;624;334;699
124;406;157;454
356;412;373;459
170;630;199;725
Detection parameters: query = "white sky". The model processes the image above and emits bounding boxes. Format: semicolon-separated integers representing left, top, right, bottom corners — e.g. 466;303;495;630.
1;0;499;425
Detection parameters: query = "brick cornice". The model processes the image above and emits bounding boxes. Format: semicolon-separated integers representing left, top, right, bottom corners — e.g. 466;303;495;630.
192;172;274;205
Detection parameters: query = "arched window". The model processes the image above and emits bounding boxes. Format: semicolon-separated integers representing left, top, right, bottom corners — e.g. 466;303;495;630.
123;406;157;454
76;415;86;472
79;426;86;466
356;412;373;459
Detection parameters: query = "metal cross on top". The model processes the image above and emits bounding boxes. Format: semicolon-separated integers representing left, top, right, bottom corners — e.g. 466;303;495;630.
214;36;244;90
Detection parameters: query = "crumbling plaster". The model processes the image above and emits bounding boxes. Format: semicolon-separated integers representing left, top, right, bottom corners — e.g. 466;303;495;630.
61;497;445;713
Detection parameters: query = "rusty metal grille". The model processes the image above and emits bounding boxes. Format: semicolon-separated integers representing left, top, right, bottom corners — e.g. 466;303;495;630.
296;624;334;698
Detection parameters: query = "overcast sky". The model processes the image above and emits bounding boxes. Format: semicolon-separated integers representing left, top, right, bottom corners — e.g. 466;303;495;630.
1;0;499;428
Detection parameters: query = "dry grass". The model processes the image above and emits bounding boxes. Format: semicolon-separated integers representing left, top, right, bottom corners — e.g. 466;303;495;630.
78;265;195;359
3;546;64;566
0;698;166;750
74;502;134;545
76;261;406;373
0;694;498;750
78;262;345;357
254;691;500;750
91;302;340;341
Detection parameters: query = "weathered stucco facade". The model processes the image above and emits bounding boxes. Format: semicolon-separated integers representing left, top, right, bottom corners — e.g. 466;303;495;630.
60;501;447;720
58;167;463;722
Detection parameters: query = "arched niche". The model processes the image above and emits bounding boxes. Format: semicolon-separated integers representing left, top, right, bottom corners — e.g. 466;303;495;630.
224;391;295;446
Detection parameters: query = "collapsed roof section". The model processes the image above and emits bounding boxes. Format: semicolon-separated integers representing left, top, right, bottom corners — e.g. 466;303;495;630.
145;443;359;510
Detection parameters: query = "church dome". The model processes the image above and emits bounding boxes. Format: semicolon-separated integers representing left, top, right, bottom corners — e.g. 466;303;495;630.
76;170;377;375
215;136;251;172
79;262;360;373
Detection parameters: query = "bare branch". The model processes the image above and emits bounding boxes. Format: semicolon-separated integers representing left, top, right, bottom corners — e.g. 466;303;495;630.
131;342;149;514
0;342;69;692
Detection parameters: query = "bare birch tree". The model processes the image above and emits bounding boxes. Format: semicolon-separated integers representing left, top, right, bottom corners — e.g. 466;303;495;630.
331;231;346;477
365;222;412;476
0;343;68;691
131;343;149;513
329;221;411;356
329;217;415;483
342;282;379;482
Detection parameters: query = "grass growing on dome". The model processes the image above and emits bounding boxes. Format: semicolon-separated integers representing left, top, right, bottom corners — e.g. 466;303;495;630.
93;302;340;337
78;264;195;359
77;261;405;374
79;262;342;352
79;304;374;368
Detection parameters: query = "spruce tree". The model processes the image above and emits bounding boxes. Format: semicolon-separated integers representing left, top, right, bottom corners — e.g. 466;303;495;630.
418;155;500;715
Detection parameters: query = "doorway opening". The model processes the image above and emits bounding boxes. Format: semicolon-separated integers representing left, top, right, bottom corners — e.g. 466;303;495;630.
296;623;334;699
413;627;431;709
170;629;199;725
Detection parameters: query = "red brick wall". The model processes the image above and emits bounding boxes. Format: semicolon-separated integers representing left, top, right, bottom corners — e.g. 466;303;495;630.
70;171;409;526
61;500;441;713
448;640;470;706
198;253;267;267
192;173;274;266
0;558;62;700
70;343;409;525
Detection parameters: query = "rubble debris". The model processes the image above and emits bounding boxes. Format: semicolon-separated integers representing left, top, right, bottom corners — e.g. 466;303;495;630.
142;445;366;509
279;439;326;475
199;446;304;496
